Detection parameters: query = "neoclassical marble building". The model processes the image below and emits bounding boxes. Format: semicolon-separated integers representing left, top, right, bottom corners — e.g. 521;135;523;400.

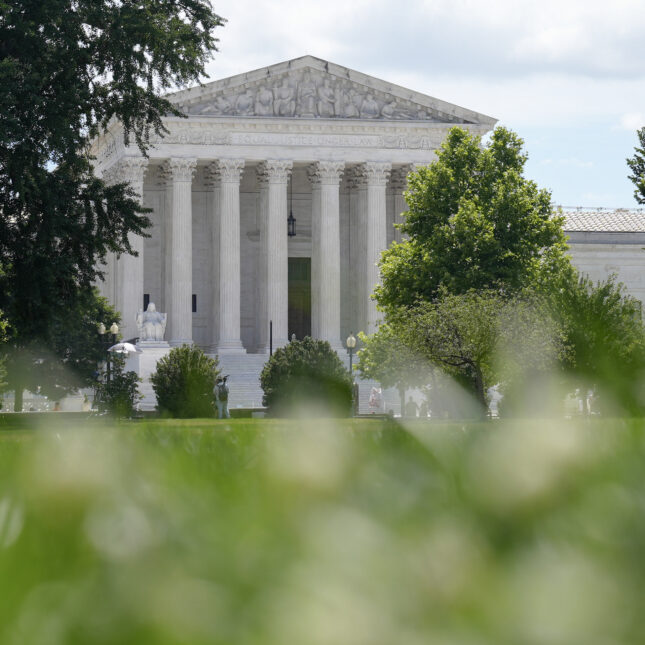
91;56;645;409
92;55;497;355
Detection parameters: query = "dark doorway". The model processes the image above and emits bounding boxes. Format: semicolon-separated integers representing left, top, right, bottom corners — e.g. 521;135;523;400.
288;257;311;340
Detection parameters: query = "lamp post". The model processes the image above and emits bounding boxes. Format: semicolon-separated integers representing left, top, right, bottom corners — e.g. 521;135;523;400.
346;331;357;375
347;332;357;416
98;321;119;383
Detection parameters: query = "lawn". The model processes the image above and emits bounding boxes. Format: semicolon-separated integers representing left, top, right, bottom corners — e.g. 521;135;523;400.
1;417;644;644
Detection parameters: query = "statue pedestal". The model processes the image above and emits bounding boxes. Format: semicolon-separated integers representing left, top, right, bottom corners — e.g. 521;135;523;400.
125;343;171;411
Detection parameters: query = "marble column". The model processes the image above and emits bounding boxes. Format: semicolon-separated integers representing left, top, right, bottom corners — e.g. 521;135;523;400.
163;157;196;346
308;161;345;349
348;167;367;335
107;157;148;341
360;162;391;334
256;160;292;353
209;159;246;354
390;165;412;244
153;165;173;325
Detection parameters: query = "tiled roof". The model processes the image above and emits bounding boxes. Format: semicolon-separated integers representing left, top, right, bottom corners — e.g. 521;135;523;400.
563;208;645;233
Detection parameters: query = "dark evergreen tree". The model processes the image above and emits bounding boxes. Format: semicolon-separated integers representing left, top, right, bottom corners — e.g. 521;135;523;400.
0;1;224;405
627;127;645;205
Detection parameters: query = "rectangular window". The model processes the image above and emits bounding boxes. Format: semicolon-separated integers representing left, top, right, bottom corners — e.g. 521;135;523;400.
192;294;197;313
143;293;150;310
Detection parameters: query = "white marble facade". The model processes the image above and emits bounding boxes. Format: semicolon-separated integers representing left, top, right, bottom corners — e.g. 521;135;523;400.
93;55;496;351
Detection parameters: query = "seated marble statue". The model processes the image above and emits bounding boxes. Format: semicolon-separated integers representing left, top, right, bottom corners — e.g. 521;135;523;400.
136;303;167;342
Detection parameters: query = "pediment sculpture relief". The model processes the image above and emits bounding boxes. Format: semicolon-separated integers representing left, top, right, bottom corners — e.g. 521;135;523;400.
184;70;463;122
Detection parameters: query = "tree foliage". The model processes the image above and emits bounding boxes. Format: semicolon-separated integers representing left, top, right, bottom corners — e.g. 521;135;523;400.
3;289;120;411
375;127;570;313
0;0;224;395
390;290;564;416
95;353;141;418
627;127;645;205
356;324;432;411
150;345;220;418
547;273;645;414
260;337;352;416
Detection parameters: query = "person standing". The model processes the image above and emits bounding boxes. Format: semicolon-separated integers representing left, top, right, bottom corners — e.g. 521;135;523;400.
214;376;230;419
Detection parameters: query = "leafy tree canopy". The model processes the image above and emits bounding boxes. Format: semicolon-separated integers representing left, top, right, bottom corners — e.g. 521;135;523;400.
627;127;645;205
0;0;224;396
375;126;571;313
546;273;645;414
3;289;120;410
391;290;564;415
356;323;432;412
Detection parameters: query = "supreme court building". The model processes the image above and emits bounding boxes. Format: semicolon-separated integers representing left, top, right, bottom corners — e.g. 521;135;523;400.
92;56;645;408
92;56;496;357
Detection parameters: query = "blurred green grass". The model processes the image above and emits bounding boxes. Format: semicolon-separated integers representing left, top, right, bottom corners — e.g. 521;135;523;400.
1;417;644;644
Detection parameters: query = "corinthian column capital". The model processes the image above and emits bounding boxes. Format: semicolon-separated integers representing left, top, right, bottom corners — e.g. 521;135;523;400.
205;158;245;185
390;165;414;191
256;160;293;186
163;157;197;183
104;156;148;185
361;162;392;186
307;161;345;186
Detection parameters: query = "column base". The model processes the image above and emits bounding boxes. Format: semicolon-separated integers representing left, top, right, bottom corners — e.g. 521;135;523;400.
169;339;194;347
213;340;246;355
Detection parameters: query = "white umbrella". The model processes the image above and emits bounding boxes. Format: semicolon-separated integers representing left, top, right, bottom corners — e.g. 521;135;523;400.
108;342;142;354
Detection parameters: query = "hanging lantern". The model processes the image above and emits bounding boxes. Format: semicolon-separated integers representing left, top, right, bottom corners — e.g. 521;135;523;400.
288;174;296;237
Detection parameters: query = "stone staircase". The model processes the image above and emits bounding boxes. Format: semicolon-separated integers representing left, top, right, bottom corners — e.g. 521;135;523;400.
135;348;403;415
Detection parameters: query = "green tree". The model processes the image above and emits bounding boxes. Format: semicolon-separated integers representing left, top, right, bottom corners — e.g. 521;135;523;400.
392;290;563;416
375;126;570;313
0;0;224;397
260;337;352;416
547;273;645;414
95;353;141;418
150;345;220;418
356;324;432;413
4;289;120;411
627;127;645;204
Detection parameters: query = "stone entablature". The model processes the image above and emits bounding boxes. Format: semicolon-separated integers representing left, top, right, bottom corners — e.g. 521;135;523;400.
93;119;491;172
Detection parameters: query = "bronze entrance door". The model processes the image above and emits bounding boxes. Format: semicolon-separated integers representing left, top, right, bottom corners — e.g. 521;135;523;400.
288;257;311;340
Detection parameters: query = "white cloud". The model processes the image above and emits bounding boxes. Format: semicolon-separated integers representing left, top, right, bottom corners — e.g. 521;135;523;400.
206;0;645;82
617;113;645;131
193;0;645;207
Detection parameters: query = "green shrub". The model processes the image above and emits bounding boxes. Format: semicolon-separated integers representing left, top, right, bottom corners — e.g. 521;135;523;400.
260;337;352;416
150;345;220;418
95;353;141;418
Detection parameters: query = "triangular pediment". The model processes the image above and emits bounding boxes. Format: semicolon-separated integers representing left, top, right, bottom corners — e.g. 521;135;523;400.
168;55;496;126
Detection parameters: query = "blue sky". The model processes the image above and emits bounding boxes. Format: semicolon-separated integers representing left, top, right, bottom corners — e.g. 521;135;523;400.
199;0;645;209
